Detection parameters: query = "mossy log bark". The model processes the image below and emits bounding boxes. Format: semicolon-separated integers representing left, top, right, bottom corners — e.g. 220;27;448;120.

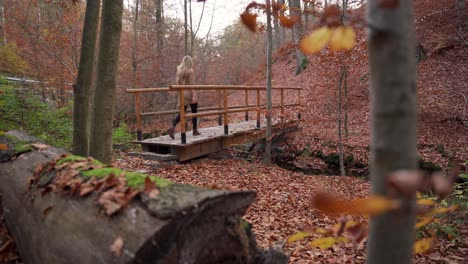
0;131;286;264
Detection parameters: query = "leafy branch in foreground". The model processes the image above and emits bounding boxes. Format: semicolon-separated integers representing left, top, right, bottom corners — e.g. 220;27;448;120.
240;3;356;54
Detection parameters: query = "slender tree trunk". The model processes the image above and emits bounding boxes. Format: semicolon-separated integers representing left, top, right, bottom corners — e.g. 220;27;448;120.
72;0;100;156
273;4;281;51
279;0;286;45
155;0;164;85
0;0;6;46
338;66;345;177
184;0;188;55
344;66;348;137
131;0;139;88
289;0;305;75
263;0;273;165
366;0;418;263
90;0;124;164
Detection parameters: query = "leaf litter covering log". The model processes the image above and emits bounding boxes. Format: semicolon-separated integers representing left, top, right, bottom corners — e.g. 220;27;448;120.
0;131;287;263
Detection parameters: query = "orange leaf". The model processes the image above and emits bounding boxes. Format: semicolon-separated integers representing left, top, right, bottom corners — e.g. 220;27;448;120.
0;144;8;150
329;26;356;51
144;176;156;192
300;26;331;54
311;192;400;216
416;198;436;206
240;12;257;32
413;237;435;255
278;14;299;28
431;204;459;215
415;217;433;229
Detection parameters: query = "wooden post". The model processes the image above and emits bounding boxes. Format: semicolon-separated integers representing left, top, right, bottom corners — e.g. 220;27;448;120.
223;89;229;135
280;88;284;121
179;89;186;144
244;90;249;121
256;89;260;128
297;89;302;120
134;92;142;140
218;90;222;125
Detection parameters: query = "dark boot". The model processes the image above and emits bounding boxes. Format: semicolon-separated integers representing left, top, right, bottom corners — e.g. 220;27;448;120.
167;127;175;139
193;129;200;136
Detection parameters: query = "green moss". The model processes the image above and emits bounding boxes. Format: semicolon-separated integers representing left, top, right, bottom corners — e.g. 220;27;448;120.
12;140;33;153
56;155;88;165
81;167;172;189
0;131;5;136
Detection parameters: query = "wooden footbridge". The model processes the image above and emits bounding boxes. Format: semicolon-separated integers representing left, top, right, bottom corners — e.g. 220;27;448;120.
126;85;302;161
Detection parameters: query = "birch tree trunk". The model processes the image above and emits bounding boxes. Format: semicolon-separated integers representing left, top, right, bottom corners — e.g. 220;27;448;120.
366;0;418;263
72;0;100;156
90;0;124;164
263;0;273;165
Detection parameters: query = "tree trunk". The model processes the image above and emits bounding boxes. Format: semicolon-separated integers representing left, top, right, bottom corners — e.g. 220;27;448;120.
90;0;124;164
131;0;139;89
338;66;345;177
263;0;273;165
0;131;286;264
73;0;100;157
289;0;305;75
366;0;418;263
0;0;6;46
272;4;281;51
184;0;188;56
155;0;165;85
344;66;348;137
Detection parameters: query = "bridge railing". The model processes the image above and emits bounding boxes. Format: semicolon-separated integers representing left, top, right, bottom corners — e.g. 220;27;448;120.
126;85;302;144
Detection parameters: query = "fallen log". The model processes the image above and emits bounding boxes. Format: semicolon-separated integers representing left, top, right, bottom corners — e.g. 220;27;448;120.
0;131;287;264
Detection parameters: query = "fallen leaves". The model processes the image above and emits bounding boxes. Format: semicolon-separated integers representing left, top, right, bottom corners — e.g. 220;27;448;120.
29;154;161;216
110;236;124;257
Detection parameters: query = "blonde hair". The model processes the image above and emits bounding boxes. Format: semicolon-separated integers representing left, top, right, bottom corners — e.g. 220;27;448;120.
180;55;193;69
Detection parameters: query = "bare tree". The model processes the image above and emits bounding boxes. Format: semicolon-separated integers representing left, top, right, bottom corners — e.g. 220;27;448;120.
90;0;124;163
289;0;306;75
72;0;100;156
263;0;273;165
131;0;140;88
0;0;6;45
366;0;418;263
155;0;165;84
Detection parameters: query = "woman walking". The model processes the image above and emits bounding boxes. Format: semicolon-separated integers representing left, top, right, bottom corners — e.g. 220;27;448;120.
167;55;200;138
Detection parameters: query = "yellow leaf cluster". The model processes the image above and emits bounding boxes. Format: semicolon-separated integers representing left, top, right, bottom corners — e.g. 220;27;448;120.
413;237;436;254
286;231;313;243
310;236;348;250
300;26;356;54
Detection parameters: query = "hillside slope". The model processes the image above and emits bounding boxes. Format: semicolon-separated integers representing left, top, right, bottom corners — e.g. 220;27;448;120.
245;0;467;170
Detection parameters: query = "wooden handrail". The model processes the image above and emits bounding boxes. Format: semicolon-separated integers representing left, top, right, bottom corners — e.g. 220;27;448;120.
126;88;170;93
170;85;302;90
126;85;303;144
140;103;300;117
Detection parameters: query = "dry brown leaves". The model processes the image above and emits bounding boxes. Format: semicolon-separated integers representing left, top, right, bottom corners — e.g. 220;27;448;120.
29;155;149;216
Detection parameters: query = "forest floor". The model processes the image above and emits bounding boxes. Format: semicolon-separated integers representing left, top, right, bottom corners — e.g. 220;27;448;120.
109;150;468;264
